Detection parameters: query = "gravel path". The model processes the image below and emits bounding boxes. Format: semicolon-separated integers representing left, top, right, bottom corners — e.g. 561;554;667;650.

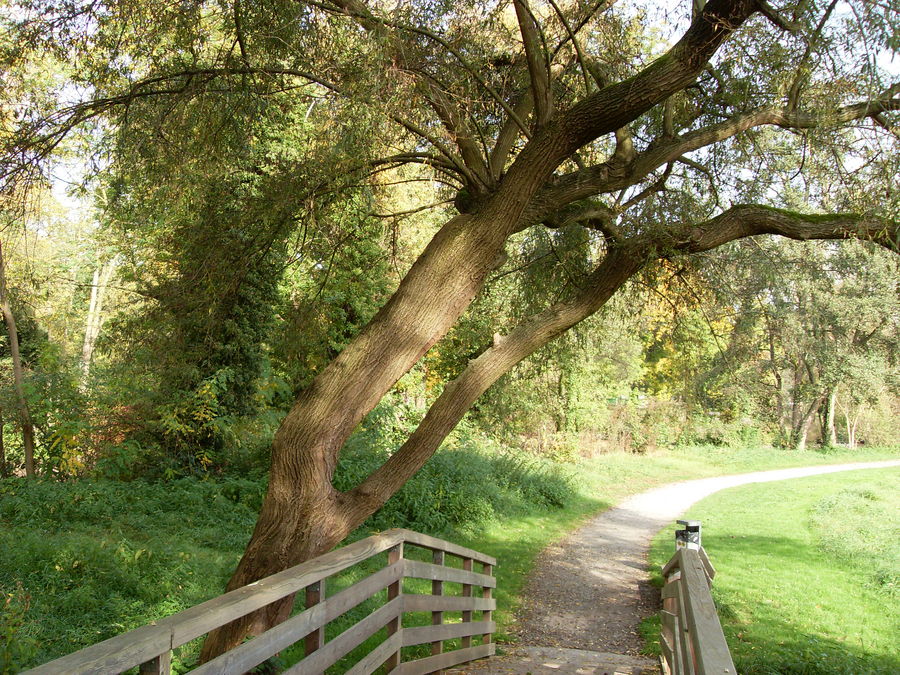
513;459;900;656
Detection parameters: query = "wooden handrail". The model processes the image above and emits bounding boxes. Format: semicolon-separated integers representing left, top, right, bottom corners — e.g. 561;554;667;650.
24;529;496;675
659;546;735;675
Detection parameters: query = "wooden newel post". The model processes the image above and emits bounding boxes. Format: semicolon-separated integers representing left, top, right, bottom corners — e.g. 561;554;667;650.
675;520;701;550
304;579;326;657
461;558;473;649
385;543;404;671
481;563;493;645
430;549;445;673
139;652;171;675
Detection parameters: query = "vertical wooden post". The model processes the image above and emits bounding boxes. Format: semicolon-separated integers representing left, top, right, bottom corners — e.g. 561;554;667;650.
461;558;473;649
304;579;326;657
385;543;404;671
139;652;171;675
481;563;493;645
431;549;445;672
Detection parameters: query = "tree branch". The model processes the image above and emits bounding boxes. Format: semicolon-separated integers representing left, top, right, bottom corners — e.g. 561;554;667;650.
514;0;554;127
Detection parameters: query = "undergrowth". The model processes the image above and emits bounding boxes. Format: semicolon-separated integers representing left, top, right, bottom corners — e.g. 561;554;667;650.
1;443;896;672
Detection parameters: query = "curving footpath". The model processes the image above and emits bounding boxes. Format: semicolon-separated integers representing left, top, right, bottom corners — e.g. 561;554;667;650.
453;459;900;675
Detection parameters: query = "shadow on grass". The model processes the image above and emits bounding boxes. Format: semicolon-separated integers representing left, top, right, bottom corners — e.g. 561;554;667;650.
649;533;900;675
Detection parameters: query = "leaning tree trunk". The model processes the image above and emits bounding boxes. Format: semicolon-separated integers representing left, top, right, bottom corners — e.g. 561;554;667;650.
199;1;768;660
0;242;35;477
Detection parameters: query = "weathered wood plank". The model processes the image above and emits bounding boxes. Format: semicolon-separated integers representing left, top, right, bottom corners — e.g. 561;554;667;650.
385;544;403;672
402;561;496;588
431;549;445;667
344;632;403;675
169;529;406;647
191;563;404;675
401;595;495;613
24;622;172;674
482;563;493;645
661;582;680;601
675;576;695;675
304;579;325;659
662;548;683;578
660;610;678;635
190;603;328;675
678;550;735;675
283;597;403;675
461;558;473;650
393;643;494;675
398;530;496;565
139;651;171;675
401;621;495;647
698;547;716;583
660;633;675;673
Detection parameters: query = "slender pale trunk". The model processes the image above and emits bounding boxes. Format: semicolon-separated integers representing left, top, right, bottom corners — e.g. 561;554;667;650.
0;242;35;477
81;259;116;383
0;407;6;478
822;388;837;446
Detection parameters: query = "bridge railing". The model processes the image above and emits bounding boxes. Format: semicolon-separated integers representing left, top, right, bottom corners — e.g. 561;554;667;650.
24;528;496;675
659;522;736;675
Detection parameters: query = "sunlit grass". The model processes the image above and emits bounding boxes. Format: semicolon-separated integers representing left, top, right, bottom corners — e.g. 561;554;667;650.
645;467;900;674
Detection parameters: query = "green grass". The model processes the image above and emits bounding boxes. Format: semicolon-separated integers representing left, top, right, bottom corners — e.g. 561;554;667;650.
645;467;900;674
1;444;896;672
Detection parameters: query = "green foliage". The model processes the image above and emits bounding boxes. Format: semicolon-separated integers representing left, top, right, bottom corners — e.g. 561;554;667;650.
0;477;260;669
0;582;36;674
334;438;575;536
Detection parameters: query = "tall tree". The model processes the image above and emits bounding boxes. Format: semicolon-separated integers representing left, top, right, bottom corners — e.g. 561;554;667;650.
2;0;899;656
0;241;35;476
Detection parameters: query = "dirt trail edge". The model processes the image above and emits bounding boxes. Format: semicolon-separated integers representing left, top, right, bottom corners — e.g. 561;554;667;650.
513;459;900;656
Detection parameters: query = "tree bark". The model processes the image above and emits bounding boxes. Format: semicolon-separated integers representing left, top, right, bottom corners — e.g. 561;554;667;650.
81;259;116;383
0;407;6;478
821;388;837;447
0;242;35;477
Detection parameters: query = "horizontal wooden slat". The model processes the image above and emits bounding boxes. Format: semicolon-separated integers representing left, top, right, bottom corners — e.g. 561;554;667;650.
661;582;680;601
699;547;716;582
679;550;735;675
402;595;496;613
394;643;495;675
660;610;678;635
398;530;496;565
283;597;402;674
401;621;495;647
662;548;683;578
24;623;171;675
403;561;495;588
170;530;406;647
344;631;403;675
192;562;403;674
660;636;674;675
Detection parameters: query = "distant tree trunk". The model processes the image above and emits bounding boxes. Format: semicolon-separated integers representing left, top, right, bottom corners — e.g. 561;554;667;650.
81;259;116;383
0;407;6;478
844;408;861;449
0;242;35;477
821;388;837;446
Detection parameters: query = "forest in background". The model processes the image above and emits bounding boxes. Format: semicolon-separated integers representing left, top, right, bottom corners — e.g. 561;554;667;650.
0;156;897;479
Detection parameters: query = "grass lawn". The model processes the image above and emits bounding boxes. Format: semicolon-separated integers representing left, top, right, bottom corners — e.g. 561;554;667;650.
646;466;900;674
1;444;897;672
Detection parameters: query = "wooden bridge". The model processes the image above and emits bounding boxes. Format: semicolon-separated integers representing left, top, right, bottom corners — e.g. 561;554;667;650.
24;526;734;675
